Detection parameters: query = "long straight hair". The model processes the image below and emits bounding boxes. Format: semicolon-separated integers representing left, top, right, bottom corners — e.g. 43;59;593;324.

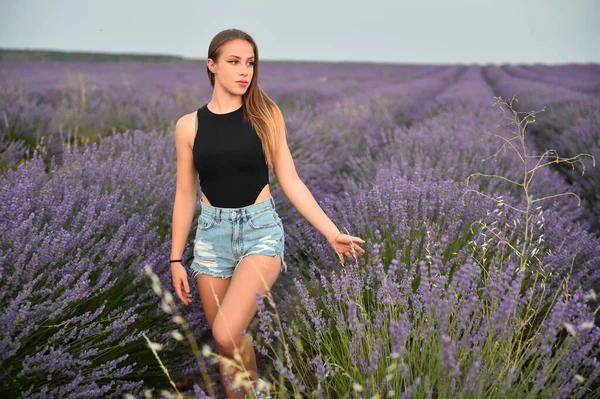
206;29;281;171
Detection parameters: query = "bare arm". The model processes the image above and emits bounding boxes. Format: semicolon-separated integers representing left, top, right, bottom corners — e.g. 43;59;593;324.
270;105;340;242
171;113;198;263
270;104;366;264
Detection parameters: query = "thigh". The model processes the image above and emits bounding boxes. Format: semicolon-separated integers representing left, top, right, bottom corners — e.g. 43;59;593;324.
196;274;232;329
212;254;282;339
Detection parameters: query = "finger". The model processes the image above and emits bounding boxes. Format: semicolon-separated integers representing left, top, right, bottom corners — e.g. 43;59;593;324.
352;245;365;254
174;285;184;303
178;280;191;304
352;242;366;250
348;242;365;253
183;279;191;299
349;235;366;243
352;242;366;252
347;240;364;250
348;246;363;258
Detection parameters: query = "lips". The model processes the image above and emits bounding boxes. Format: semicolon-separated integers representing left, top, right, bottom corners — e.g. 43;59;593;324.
236;81;248;87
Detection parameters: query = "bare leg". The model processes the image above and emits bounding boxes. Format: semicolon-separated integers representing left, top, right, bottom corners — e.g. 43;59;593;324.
217;333;258;398
211;254;282;398
196;274;236;397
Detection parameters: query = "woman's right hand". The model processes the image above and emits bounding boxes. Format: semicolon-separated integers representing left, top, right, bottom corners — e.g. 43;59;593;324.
171;263;192;305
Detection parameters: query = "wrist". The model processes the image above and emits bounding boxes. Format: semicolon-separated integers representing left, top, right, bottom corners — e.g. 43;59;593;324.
326;230;341;244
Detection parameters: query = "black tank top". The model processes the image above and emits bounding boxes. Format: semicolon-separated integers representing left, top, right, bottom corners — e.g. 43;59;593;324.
193;103;269;208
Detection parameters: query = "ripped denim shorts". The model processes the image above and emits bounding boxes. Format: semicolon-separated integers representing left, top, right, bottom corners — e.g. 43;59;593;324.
188;195;288;279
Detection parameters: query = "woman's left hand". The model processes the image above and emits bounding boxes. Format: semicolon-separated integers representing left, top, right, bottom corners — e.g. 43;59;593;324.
327;232;366;265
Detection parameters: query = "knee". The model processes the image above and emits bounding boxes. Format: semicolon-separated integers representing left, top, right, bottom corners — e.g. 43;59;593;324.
212;320;243;355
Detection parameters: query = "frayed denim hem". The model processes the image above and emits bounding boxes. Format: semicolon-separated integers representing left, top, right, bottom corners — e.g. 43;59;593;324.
188;259;233;279
233;250;288;274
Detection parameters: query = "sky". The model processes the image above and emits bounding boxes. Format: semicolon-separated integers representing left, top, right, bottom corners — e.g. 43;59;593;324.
0;0;598;65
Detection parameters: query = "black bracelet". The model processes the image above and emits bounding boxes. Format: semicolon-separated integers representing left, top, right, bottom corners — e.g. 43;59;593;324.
170;259;183;263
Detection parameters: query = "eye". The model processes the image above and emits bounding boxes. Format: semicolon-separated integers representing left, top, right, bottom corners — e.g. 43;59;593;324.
229;60;254;66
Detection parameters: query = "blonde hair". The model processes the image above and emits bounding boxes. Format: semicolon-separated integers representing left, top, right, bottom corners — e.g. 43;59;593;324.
206;29;281;171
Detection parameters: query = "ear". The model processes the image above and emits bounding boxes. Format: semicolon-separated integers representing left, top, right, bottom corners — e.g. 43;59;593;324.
207;58;216;73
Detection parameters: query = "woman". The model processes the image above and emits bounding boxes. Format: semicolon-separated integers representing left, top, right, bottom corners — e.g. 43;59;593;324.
169;29;366;398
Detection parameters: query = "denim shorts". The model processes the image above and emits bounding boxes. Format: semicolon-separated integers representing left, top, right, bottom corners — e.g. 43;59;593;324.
188;195;288;279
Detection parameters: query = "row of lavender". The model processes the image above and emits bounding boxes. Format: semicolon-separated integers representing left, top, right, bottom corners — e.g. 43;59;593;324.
2;63;598;230
185;64;600;396
265;65;600;398
0;62;458;398
483;65;600;232
1;62;599;397
0;62;440;172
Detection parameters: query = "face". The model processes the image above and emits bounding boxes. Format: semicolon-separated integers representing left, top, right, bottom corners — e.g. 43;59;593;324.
207;39;255;94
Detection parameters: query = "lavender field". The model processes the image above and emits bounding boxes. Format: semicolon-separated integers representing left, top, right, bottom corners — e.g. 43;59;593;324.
1;61;600;398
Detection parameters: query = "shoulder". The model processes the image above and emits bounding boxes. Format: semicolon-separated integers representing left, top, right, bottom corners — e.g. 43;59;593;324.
269;103;285;132
175;110;199;149
271;102;286;139
269;102;283;119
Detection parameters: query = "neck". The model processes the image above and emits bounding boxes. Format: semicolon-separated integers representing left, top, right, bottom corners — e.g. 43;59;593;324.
209;90;243;113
